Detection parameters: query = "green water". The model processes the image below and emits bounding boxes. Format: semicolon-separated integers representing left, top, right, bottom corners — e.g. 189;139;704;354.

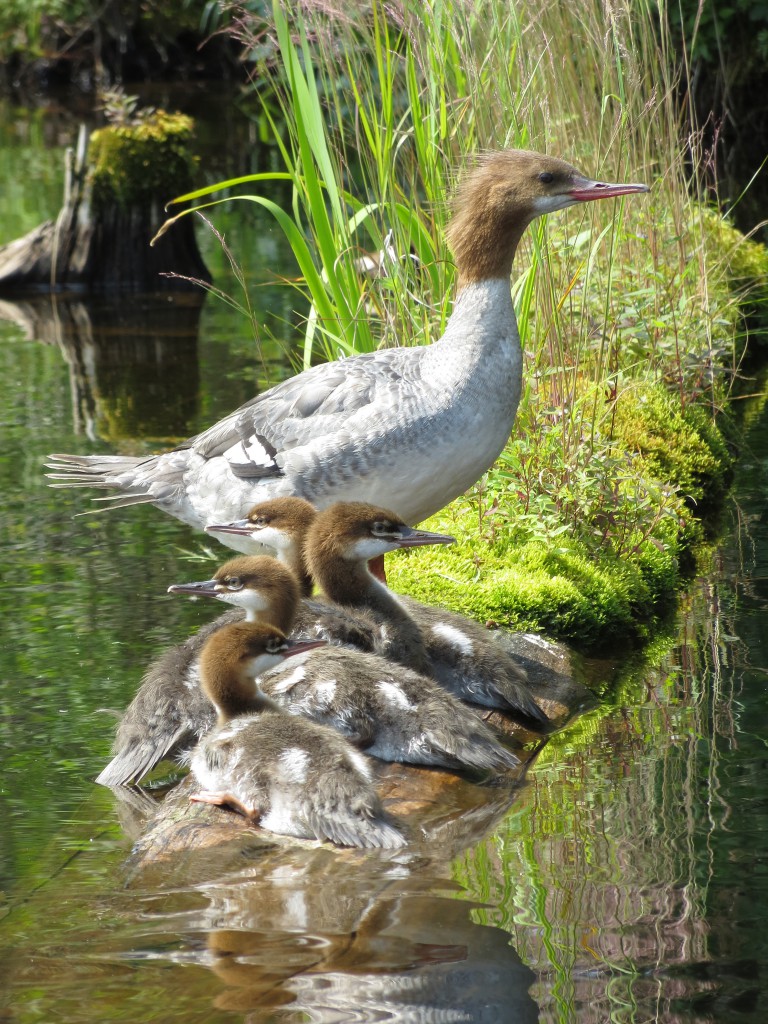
1;95;767;1023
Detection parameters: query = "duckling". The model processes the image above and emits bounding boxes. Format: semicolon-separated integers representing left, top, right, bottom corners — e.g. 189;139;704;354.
96;538;514;787
191;621;405;849
205;495;451;638
173;557;520;773
95;558;302;788
211;498;547;724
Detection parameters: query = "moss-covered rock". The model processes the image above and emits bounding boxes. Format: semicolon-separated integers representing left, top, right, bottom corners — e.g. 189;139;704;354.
700;206;768;341
612;384;733;514
388;526;680;655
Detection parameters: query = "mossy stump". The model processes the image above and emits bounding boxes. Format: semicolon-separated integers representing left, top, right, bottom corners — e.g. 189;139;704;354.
0;112;210;294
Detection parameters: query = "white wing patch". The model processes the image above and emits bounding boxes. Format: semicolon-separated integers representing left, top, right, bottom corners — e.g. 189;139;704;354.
431;622;474;657
222;436;278;471
378;680;416;711
270;664;306;694
277;746;310;783
314;679;337;705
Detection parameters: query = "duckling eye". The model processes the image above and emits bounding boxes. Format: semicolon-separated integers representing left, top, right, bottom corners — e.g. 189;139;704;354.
226;576;243;591
266;638;284;654
250;516;268;528
538;171;554;184
371;521;392;536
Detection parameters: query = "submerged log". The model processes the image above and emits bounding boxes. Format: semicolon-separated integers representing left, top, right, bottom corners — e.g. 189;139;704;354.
124;633;594;875
0;112;210;294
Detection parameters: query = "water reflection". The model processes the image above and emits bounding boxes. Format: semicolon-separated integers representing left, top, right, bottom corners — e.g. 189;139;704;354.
3;91;768;1024
0;293;203;441
194;868;537;1021
450;434;768;1024
1;777;539;1024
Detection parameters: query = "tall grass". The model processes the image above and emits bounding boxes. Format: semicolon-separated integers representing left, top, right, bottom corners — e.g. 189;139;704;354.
164;0;748;563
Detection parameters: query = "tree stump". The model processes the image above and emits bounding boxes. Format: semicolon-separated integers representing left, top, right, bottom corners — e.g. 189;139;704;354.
0;111;210;294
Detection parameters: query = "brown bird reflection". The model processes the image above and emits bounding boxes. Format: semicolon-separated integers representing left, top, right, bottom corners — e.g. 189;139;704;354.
181;845;536;1020
121;758;540;1021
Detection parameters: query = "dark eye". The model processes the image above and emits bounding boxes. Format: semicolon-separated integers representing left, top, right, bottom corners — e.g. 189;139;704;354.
226;576;243;591
371;521;391;536
250;516;268;528
266;638;284;654
538;171;554;184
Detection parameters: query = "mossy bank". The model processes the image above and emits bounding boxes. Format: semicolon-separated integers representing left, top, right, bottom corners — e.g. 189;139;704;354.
389;216;768;656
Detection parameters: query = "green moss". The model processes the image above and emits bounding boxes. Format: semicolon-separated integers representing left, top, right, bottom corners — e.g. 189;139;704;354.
701;206;768;288
613;384;733;513
700;206;768;339
389;527;679;655
88;110;197;210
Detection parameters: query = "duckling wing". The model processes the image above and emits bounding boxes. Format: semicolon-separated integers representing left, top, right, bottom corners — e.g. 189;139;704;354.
95;613;239;786
401;597;548;725
261;652;378;749
304;806;406;850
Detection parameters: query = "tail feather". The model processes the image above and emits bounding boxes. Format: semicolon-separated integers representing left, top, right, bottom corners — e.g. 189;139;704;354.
44;452;182;514
427;725;520;772
498;681;549;726
307;809;406;850
95;726;187;787
78;494;157;512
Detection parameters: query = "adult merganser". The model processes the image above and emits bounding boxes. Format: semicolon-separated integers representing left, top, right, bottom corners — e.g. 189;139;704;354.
47;150;649;545
189;620;406;849
213;498;547;723
172;556;521;772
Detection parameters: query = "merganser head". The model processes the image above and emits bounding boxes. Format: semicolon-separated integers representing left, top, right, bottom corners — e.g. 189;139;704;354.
206;497;316;555
199;621;326;723
206;498;318;596
167;555;300;633
447;148;649;286
306;501;455;572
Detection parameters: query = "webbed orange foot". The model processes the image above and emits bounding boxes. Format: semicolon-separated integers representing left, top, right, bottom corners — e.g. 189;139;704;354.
190;790;259;821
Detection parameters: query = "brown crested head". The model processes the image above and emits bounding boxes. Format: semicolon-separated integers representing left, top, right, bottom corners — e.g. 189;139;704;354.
202;620;291;668
304;501;454;607
199;621;292;721
242;496;317;537
238;497;318;596
306;501;406;565
213;554;297;590
212;555;301;633
446;149;649;286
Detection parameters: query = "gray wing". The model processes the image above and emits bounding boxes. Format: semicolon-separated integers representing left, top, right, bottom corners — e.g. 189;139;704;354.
179;348;423;475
